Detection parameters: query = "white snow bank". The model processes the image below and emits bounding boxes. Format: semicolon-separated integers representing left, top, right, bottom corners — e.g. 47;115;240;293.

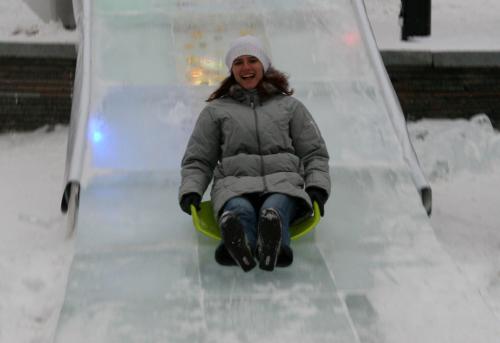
0;0;76;44
364;0;500;51
0;125;67;253
0;125;72;343
407;114;500;319
422;131;500;320
408;114;500;181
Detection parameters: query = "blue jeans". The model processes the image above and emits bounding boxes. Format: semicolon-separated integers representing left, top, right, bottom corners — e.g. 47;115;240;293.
221;193;298;251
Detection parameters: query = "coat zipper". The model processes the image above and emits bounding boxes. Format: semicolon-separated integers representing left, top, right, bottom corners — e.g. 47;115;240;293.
250;99;268;192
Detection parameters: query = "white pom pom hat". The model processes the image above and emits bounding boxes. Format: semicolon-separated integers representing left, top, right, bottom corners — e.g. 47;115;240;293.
225;35;271;72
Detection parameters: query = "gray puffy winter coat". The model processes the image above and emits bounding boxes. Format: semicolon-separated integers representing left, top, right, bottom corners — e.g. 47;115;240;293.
179;84;331;219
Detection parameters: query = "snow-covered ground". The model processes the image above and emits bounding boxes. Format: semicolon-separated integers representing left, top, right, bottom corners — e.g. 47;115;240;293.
0;126;71;343
0;0;76;43
409;115;500;318
1;0;500;342
365;0;500;51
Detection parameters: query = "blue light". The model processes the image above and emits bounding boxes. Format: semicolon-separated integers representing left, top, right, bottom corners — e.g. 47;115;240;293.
93;131;103;143
89;116;105;144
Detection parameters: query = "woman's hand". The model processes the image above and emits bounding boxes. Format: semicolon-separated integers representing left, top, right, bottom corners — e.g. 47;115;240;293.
306;187;328;217
180;193;202;215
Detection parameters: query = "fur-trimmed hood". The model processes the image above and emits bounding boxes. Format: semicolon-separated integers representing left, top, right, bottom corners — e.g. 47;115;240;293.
227;69;290;105
228;82;281;106
207;67;293;103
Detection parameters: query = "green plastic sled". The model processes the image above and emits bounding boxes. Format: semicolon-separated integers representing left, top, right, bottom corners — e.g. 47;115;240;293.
191;201;321;241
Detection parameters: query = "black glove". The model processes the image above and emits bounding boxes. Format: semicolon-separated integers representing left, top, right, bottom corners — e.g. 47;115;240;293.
306;187;328;217
180;193;201;215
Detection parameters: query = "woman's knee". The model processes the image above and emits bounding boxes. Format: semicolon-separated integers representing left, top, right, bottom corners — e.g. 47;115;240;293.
223;196;256;217
261;194;297;220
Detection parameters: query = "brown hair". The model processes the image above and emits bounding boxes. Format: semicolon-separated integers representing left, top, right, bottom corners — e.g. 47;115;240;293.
207;67;294;102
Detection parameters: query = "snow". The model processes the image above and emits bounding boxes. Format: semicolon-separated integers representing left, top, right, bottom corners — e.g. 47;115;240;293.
0;126;71;342
364;0;500;51
1;0;500;51
0;0;76;44
0;0;500;342
408;115;500;318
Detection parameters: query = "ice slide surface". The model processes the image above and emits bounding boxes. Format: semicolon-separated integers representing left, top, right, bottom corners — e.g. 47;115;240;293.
55;0;500;342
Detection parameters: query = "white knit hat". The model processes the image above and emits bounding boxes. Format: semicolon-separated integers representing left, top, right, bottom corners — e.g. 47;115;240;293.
225;35;271;72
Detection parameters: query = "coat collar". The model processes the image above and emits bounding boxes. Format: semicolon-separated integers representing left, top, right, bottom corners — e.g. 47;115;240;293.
228;82;281;106
228;84;258;106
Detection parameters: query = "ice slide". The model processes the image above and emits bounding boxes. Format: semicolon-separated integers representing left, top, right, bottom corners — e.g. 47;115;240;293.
55;0;500;342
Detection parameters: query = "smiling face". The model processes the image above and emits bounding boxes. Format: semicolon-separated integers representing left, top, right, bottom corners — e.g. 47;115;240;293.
231;55;264;90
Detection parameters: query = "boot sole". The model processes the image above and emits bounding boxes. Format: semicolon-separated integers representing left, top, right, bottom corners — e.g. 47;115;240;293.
257;211;282;271
220;215;256;272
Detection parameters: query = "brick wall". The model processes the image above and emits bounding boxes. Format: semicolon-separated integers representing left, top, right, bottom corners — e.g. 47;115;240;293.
0;57;75;132
387;65;500;129
1;56;499;131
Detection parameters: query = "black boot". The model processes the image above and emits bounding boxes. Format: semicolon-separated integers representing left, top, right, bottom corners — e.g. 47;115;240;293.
219;211;256;272
214;244;237;266
276;245;294;267
257;208;282;271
